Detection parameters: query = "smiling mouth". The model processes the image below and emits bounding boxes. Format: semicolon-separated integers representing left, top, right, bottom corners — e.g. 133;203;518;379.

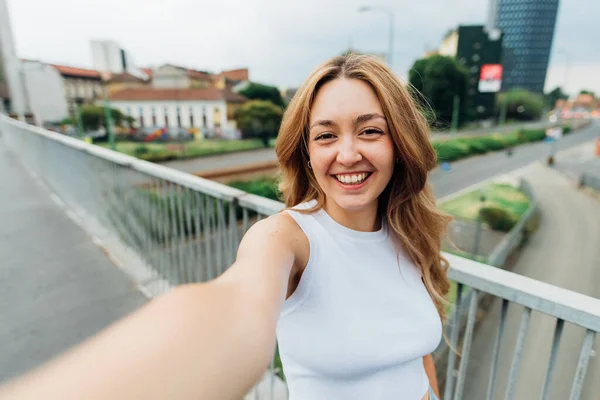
332;172;373;185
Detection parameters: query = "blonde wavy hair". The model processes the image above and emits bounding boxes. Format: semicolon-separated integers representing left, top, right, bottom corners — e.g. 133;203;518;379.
275;54;452;321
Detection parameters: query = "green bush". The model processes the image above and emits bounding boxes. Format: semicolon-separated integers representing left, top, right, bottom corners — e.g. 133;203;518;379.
501;132;522;147
139;151;179;162
461;138;487;154
133;145;150;157
433;140;471;162
228;177;280;201
562;126;572;135
518;128;546;143
472;135;506;151
497;89;544;121
480;206;516;232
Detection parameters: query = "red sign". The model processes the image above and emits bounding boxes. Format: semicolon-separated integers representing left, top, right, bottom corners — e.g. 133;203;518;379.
478;64;503;93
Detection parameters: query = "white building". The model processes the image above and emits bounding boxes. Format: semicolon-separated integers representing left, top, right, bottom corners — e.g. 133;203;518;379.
91;40;148;80
108;87;247;136
0;0;28;116
22;60;68;123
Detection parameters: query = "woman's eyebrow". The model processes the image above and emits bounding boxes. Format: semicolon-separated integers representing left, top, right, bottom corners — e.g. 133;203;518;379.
309;113;386;131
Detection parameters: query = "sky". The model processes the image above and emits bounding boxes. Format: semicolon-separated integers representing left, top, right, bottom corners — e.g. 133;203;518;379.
6;0;600;95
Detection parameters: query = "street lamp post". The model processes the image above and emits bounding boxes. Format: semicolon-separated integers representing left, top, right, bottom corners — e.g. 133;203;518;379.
358;6;394;67
557;49;570;95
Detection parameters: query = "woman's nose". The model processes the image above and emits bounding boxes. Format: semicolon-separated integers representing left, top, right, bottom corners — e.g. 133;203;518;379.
336;137;362;166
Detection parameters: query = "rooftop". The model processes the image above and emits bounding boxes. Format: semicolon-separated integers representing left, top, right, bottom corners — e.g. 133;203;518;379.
49;64;101;79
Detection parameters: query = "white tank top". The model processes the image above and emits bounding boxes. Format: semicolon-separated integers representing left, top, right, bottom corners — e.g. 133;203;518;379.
276;201;442;400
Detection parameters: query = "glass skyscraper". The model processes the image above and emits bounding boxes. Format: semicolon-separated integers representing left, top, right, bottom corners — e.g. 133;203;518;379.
494;0;560;94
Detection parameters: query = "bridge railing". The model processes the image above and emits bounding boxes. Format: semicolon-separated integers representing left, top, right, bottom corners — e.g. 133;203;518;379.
1;115;598;400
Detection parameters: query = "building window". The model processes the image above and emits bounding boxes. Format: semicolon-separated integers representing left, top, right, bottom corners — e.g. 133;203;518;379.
164;107;169;127
202;107;207;127
139;107;145;127
176;106;182;128
189;107;195;127
152;107;157;126
213;107;221;128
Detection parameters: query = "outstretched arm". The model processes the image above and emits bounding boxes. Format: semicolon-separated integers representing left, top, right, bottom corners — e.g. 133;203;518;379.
0;214;299;400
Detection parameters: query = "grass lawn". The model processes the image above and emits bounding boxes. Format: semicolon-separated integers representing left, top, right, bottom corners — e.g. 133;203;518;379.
440;183;530;223
98;137;277;160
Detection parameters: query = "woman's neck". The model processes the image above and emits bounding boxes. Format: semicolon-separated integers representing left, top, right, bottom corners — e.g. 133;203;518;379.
323;199;381;232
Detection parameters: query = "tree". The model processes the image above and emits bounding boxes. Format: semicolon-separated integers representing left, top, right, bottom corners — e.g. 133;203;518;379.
234;100;284;146
497;89;544;121
239;82;286;108
544;87;569;108
78;105;134;131
580;89;595;96
408;55;468;127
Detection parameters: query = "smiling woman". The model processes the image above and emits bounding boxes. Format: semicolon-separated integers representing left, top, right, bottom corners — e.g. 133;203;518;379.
274;54;451;400
0;55;448;400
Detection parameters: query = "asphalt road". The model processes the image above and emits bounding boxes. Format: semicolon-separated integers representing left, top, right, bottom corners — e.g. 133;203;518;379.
462;163;600;400
430;121;599;198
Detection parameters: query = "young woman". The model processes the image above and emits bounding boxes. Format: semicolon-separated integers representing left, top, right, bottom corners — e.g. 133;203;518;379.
0;55;450;400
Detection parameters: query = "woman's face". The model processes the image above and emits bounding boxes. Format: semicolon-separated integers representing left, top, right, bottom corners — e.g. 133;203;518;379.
307;78;395;213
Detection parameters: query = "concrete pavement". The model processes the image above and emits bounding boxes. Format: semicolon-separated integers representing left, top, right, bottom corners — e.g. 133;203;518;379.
0;138;147;382
462;163;600;400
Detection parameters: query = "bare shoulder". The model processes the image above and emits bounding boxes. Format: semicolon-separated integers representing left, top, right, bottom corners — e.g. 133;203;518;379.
237;211;308;260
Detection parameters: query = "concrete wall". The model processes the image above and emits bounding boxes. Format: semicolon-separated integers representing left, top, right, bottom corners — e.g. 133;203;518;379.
22;61;68;123
152;66;189;89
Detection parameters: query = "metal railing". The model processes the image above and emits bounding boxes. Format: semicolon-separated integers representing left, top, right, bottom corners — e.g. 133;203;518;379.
1;115;599;400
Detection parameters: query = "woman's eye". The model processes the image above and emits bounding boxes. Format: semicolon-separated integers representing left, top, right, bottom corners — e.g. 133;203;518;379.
361;128;383;136
316;133;335;140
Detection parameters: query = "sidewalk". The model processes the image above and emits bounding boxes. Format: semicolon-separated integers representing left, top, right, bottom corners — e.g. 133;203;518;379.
0;138;147;382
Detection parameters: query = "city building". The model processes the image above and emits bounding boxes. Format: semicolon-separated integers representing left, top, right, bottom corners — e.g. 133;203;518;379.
49;64;104;115
149;64;249;91
103;72;150;96
0;0;28;117
91;40;148;80
489;0;560;94
21;60;68;124
108;87;247;136
431;25;504;120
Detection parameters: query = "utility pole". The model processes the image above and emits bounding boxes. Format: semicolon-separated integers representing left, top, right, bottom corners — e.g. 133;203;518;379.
74;97;85;138
498;94;507;131
450;95;460;135
103;89;115;150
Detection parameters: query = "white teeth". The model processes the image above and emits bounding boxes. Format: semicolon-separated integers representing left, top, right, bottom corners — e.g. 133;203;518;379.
335;173;369;185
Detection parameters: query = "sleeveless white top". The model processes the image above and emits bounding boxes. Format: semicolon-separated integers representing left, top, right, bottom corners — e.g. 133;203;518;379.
276;201;442;400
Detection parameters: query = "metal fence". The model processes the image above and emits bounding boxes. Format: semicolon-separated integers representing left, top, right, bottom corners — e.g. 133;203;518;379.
1;115;599;400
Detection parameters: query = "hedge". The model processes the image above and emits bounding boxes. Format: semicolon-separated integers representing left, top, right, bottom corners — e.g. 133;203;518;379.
434;124;574;163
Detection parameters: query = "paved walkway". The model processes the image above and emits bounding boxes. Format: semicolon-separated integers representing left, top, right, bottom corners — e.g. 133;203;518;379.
0;138;147;383
463;163;600;400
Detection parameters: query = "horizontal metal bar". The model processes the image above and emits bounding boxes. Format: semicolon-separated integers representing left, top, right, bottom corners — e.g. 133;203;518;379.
445;253;600;333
